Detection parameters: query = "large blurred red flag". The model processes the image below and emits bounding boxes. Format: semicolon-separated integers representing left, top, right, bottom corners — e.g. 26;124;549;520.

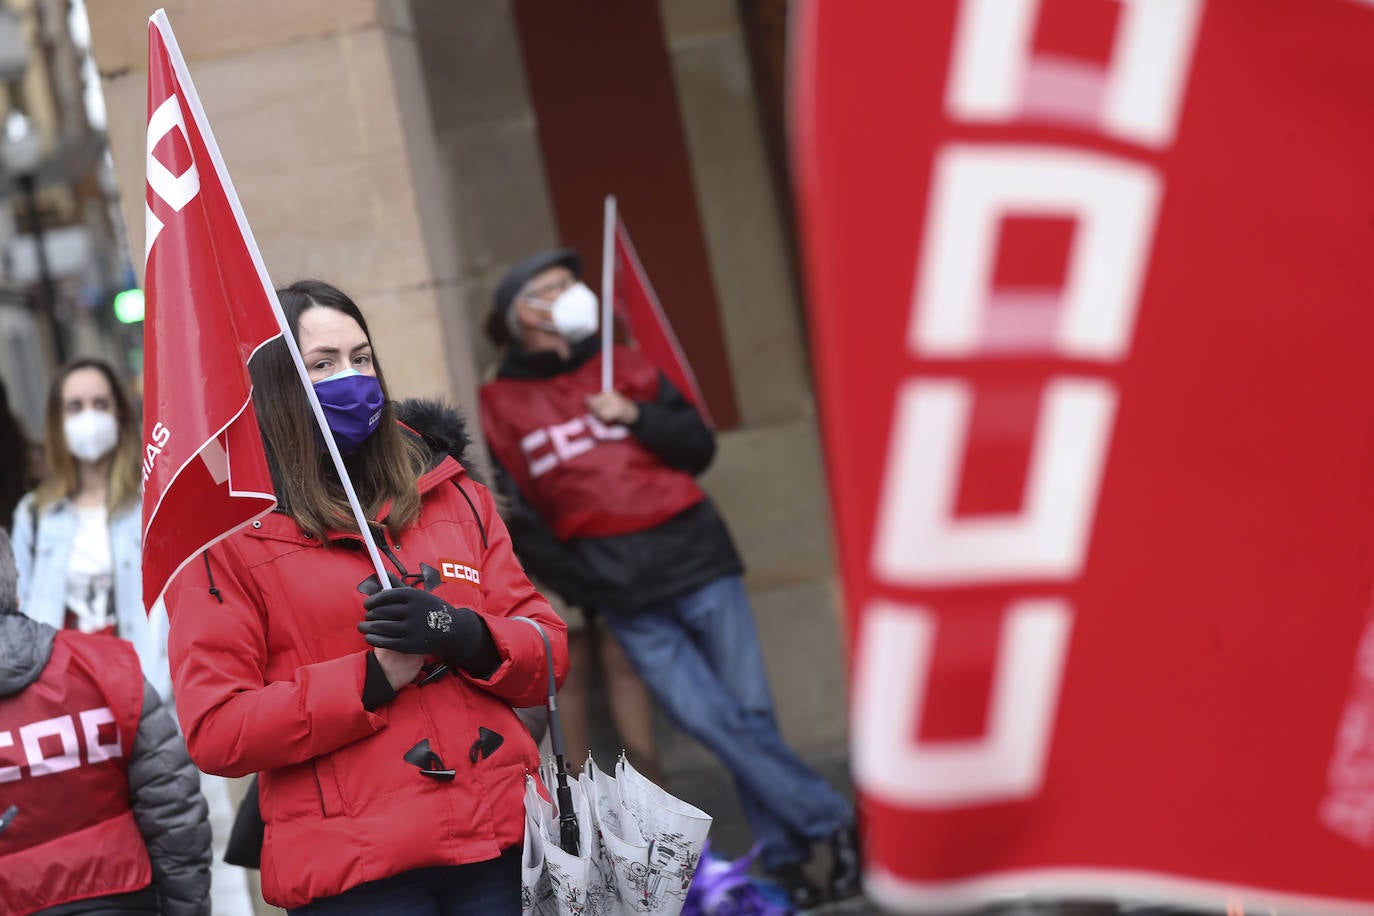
795;0;1374;912
612;215;713;427
141;9;282;610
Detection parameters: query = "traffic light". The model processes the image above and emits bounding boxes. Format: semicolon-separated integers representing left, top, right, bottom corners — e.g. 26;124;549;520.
112;287;145;324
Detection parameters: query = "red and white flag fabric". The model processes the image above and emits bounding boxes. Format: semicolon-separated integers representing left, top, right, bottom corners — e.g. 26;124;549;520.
141;9;281;610
794;0;1374;912
611;216;713;427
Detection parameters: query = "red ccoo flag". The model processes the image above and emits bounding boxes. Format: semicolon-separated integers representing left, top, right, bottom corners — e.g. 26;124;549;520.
611;215;713;427
141;9;282;611
794;0;1374;912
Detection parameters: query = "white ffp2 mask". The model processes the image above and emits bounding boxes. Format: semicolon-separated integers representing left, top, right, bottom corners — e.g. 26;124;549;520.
538;282;599;344
63;410;119;463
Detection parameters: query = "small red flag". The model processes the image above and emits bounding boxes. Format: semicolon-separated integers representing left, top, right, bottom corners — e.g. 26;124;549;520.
612;216;713;427
141;10;281;611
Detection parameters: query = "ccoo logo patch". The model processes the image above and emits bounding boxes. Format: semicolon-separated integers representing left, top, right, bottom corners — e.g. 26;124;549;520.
439;559;481;586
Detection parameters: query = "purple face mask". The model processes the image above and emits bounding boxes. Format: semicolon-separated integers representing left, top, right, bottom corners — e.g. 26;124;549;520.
313;369;385;456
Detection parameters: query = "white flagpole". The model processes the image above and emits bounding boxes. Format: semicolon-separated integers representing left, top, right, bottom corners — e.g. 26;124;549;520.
600;194;617;393
153;10;391;588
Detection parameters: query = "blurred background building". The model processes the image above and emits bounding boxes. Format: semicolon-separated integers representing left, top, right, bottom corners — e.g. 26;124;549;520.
81;0;846;876
0;0;139;438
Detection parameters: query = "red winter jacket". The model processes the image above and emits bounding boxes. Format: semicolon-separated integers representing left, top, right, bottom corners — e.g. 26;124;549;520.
165;446;568;909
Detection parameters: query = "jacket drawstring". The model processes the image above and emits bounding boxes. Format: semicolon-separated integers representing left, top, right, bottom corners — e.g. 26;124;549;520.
202;551;223;604
453;481;488;550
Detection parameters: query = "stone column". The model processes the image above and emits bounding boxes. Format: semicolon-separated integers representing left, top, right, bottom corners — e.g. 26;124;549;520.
87;1;481;424
407;0;560;378
660;0;850;754
661;0;811;428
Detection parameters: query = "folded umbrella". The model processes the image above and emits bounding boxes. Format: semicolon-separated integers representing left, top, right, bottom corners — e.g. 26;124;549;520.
517;621;713;915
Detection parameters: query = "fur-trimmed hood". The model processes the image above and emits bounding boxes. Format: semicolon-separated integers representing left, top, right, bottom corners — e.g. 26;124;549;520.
394;398;479;481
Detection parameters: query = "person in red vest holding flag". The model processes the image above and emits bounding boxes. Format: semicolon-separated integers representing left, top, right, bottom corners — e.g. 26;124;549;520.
166;281;568;914
480;248;860;907
0;528;211;916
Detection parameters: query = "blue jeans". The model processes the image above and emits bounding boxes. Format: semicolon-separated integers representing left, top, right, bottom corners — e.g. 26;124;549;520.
288;848;521;915
602;575;853;871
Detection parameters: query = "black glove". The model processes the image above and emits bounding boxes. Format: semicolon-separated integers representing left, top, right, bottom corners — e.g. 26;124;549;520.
358;587;492;670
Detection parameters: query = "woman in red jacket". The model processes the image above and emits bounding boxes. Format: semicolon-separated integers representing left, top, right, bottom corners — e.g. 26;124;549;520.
165;280;568;914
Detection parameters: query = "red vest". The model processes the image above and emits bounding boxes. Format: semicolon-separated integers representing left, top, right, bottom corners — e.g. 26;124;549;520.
0;631;152;915
480;346;705;539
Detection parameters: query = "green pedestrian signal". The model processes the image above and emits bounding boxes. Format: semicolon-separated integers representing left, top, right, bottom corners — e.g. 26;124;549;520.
113;288;145;324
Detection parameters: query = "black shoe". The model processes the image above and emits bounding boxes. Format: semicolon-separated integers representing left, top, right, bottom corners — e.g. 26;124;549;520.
827;824;863;901
769;862;825;910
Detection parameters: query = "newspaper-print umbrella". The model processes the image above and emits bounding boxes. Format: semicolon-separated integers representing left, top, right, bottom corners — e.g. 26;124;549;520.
522;754;712;916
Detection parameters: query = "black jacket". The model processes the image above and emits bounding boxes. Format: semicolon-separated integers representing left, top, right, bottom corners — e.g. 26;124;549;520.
486;339;742;613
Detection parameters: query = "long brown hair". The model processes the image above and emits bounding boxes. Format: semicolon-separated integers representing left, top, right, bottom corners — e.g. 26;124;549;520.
250;280;427;540
34;358;141;513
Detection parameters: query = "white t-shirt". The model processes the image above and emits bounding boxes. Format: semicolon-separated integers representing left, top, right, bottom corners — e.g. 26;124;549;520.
65;505;116;634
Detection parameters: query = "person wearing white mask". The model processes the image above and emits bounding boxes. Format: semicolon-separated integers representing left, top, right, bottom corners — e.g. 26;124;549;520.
481;249;671;783
480;248;861;908
10;358;172;701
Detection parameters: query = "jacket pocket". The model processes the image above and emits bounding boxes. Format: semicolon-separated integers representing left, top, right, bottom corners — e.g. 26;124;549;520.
313;757;346;818
260;762;321;823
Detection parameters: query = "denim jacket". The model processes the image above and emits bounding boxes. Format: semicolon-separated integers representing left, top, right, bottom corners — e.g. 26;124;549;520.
10;493;172;702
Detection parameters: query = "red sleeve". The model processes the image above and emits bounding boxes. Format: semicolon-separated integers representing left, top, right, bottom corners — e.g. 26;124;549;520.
165;541;386;778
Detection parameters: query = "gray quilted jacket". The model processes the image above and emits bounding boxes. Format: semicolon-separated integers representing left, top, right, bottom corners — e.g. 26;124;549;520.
0;612;212;916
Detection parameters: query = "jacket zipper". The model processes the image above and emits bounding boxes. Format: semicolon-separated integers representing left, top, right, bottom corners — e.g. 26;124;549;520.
371;525;451;833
